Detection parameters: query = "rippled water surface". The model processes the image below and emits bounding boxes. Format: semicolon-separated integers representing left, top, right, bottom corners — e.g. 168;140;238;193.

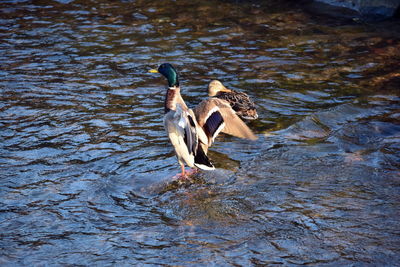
1;0;400;265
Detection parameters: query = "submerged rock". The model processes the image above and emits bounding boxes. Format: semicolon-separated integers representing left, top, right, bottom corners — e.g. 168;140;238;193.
310;0;400;20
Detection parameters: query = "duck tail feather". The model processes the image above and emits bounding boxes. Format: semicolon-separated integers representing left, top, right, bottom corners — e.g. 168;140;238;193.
194;145;215;170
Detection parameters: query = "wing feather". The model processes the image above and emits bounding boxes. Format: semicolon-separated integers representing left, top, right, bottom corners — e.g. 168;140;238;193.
164;104;214;170
194;98;257;143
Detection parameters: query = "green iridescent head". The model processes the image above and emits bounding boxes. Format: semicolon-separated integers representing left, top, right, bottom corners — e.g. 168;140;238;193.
149;63;179;87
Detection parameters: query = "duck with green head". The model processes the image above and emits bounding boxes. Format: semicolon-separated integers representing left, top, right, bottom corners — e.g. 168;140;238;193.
149;63;257;179
149;63;214;179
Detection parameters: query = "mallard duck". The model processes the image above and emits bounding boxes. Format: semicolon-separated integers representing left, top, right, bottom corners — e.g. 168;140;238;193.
208;80;258;120
150;63;257;179
149;63;214;179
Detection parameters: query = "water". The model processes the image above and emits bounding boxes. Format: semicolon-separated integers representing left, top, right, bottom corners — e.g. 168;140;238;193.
1;0;399;265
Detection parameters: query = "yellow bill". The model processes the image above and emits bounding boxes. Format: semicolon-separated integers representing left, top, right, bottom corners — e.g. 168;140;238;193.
220;87;232;93
149;69;159;73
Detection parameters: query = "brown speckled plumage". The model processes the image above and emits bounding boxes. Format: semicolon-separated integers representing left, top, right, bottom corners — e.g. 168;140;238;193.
208;80;258;120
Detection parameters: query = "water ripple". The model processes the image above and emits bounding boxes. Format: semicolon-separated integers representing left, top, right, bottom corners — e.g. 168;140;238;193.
1;0;399;266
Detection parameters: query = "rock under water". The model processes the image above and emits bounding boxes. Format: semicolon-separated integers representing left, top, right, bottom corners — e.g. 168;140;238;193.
311;0;400;19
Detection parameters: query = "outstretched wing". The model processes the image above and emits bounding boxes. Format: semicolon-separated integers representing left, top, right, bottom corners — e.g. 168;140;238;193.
194;98;257;146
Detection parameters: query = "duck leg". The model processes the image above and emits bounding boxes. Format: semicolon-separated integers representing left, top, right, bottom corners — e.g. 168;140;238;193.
174;164;197;181
180;163;186;178
172;164;187;180
185;168;198;176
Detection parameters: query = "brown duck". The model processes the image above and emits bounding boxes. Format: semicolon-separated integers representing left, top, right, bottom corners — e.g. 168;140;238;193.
208;80;258;120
